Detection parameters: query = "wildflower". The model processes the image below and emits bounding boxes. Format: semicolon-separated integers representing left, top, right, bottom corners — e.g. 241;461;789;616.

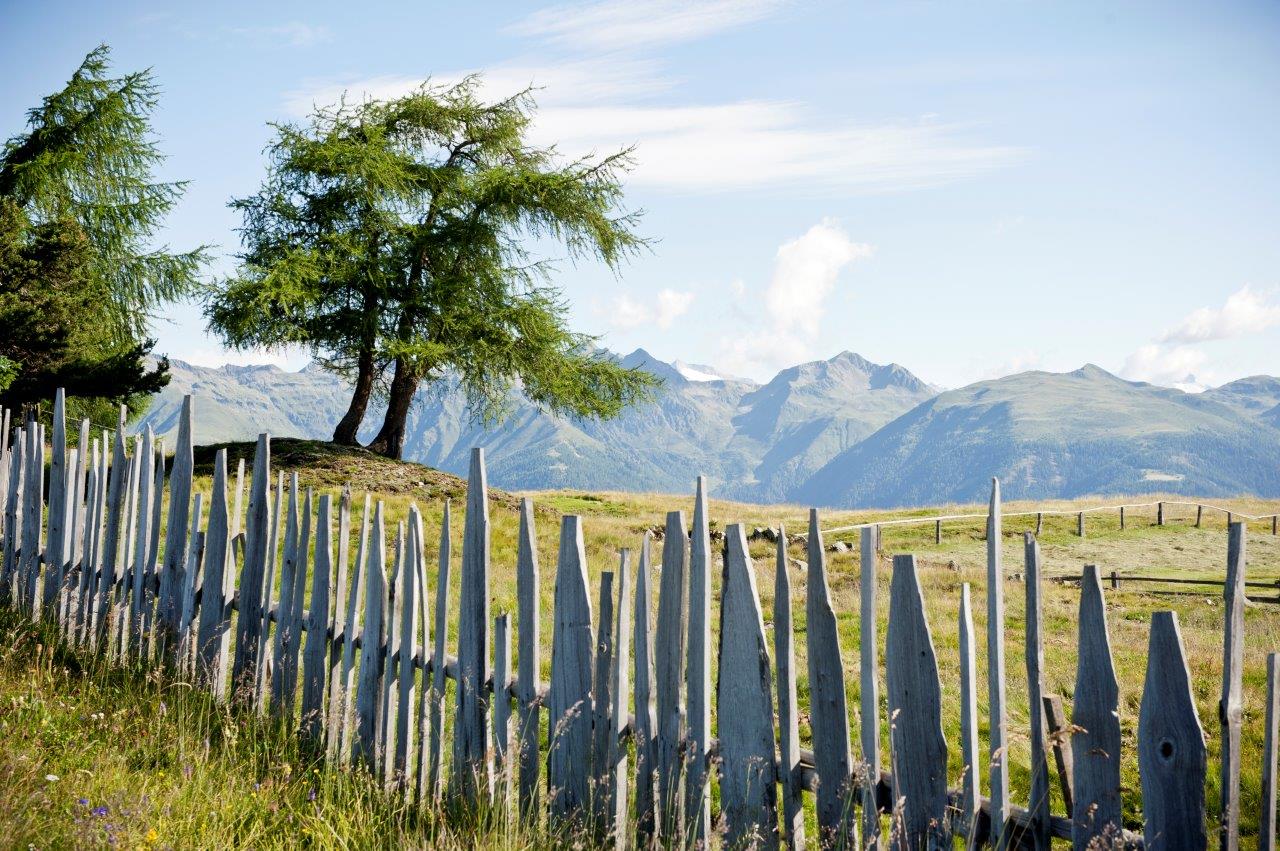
45;774;59;782
77;798;89;806
145;827;158;844
308;788;317;802
92;806;109;817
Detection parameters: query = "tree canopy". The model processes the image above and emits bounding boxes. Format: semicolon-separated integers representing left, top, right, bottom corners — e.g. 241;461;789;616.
0;45;204;420
206;77;659;458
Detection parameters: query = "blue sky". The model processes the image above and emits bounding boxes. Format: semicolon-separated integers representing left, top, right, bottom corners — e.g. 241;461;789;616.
3;0;1279;389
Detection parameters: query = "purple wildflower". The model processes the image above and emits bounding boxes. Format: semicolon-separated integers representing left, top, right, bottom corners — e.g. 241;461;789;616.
77;798;89;806
308;788;317;802
92;806;109;817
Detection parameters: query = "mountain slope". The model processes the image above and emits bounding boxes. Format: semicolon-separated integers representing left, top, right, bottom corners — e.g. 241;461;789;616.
139;350;932;500
797;364;1280;507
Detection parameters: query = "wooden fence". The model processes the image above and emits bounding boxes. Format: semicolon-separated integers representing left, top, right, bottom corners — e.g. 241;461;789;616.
0;389;1277;849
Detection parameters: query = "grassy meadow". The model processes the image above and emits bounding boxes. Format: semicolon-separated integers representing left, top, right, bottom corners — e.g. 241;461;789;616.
3;440;1279;846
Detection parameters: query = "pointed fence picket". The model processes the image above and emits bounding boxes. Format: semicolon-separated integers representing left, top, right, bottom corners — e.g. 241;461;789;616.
2;390;1277;851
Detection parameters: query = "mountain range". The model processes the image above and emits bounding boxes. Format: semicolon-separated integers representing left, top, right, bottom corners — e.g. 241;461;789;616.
137;352;1280;508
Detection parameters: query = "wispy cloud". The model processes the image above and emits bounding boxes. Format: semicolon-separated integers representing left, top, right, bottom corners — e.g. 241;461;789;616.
720;220;871;378
1157;285;1280;344
232;21;332;48
507;0;789;51
1122;285;1280;391
606;288;695;330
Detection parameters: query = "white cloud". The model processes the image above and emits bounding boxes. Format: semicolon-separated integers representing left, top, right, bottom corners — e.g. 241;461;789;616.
1121;343;1209;392
508;0;788;51
607;288;695;330
1158;285;1280;344
231;21;331;48
719;220;872;378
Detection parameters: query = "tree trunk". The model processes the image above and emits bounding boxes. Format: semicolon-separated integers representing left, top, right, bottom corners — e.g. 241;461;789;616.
367;357;419;460
332;346;376;446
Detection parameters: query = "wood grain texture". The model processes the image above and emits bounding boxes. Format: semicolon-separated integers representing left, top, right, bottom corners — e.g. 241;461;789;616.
859;525;881;848
160;395;193;636
633;533;659;846
1024;533;1051;851
270;476;300;712
336;494;370;766
654;509;687;840
1071;565;1121;850
593;569;617;836
958;583;981;845
452;448;493;804
886;554;949;851
775;527;805;851
548;514;594;824
607;552;631;850
515;497;542;814
300;493;332;740
717;525;778;851
494;612;512;810
685;477;712;846
324;488;353;762
1138;611;1206;850
395;508;420;786
428;499;451;797
355;502;387;773
1220;522;1246;851
986;478;1011;846
232;435;270;703
805;509;854;847
1261;652;1280;851
196;450;231;696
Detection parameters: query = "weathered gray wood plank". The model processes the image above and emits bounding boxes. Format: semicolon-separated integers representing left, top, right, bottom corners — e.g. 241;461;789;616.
324;487;354;761
685;477;712;846
175;493;204;674
95;415;128;646
452;448;493;803
1262;652;1280;851
1071;564;1121;850
1138;610;1206;850
1221;522;1246;851
284;488;312;711
380;523;404;787
301;493;332;740
130;427;155;653
516;497;541;815
806;508;854;846
718;524;779;850
958;583;981;846
548;514;595;824
859;524;881;848
655;509;688;839
593;569;617;836
1024;533;1051;851
338;493;371;762
253;472;284;715
887;554;949;850
395;510;419;787
775;526;805;851
987;478;1011;846
355;501;387;773
1043;694;1075;819
232;435;271;704
428;498;451;797
634;532;659;846
607;551;631;850
271;475;300;712
410;505;432;805
494;611;512;813
44;388;67;614
160;395;193;639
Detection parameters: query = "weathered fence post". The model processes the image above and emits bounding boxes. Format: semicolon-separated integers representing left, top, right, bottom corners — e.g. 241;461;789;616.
160;395;193;644
1024;533;1051;850
592;570;617;835
958;583;981;845
1196;505;1203;528
300;493;332;740
774;526;805;851
337;495;371;766
1071;565;1121;849
548;514;594;824
1036;511;1043;537
634;533;659;845
1262;652;1280;851
515;497;542;815
860;525;881;848
45;389;66;615
1043;695;1075;817
324;488;353;763
718;524;778;850
1077;510;1085;538
232;435;270;704
427;498;450;794
987;479;1011;846
607;552;631;849
685;477;713;846
1157;501;1164;526
355;502;387;773
494;612;512;813
1120;506;1126;530
807;508;854;847
655;509;687;839
394;508;419;788
935;519;942;545
1220;522;1245;850
1138;611;1206;849
452;448;493;804
887;554;949;850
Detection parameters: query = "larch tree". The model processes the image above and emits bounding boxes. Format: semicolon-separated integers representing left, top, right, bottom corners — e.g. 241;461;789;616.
0;45;207;421
206;77;659;458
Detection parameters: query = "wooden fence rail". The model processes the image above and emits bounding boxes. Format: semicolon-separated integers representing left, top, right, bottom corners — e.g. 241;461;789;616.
0;390;1276;849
